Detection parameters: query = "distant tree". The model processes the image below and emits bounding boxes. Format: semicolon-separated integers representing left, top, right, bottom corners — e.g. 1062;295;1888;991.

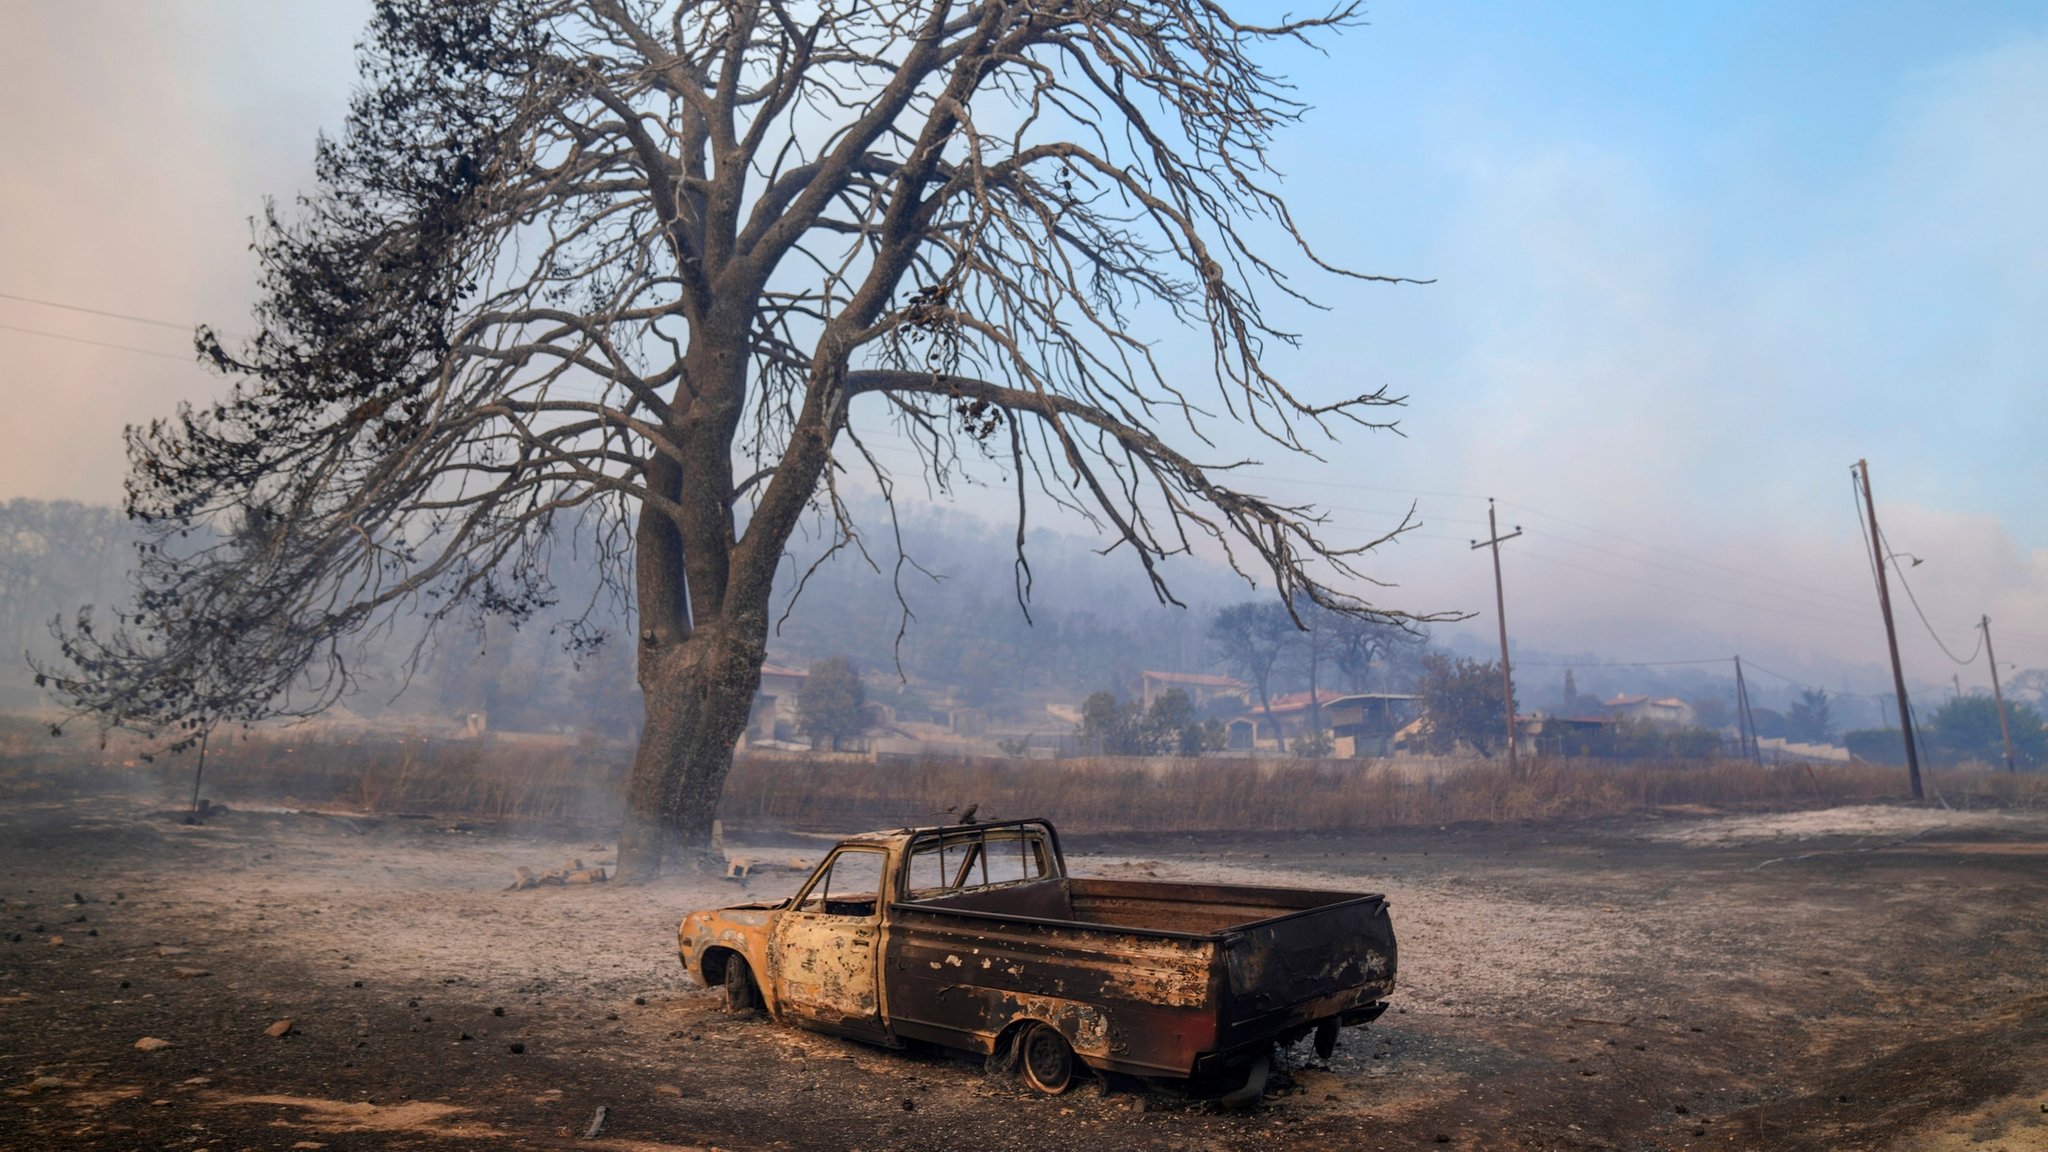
1079;690;1146;757
1143;688;1206;758
1608;718;1722;761
1843;727;1907;765
1749;707;1787;740
2007;669;2048;707
1208;602;1302;744
1785;689;1834;743
1413;653;1515;757
1;500;131;681
1323;611;1428;695
1290;727;1334;758
1689;693;1733;732
1927;694;2046;769
798;658;871;752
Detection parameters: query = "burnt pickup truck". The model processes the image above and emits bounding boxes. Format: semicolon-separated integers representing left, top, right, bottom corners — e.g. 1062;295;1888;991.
676;818;1395;1099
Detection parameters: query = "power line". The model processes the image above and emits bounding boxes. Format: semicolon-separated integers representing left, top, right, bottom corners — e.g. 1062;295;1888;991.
1510;547;1870;632
1497;496;1871;611
1237;472;1879;613
1520;526;1869;616
0;289;200;332
1877;525;1984;666
0;320;195;362
1514;658;1731;668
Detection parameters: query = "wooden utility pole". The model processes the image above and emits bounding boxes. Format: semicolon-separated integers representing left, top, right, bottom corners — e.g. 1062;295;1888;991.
1733;655;1762;765
1472;500;1523;766
1983;615;2017;773
1855;459;1923;800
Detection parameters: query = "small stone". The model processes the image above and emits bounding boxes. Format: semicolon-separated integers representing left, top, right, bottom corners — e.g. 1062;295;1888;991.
634;997;647;1006
134;1036;174;1052
508;1042;526;1054
87;929;98;937
170;967;211;979
150;1098;171;1107
352;981;363;988
153;946;188;957
493;1006;505;1016
290;1142;326;1150
901;1097;916;1111
47;935;62;946
1435;1137;1450;1145
654;1084;682;1097
181;1076;211;1086
1676;1105;1690;1115
265;1019;293;1038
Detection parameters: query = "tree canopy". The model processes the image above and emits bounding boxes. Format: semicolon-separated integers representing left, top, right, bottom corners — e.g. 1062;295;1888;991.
797;656;871;751
1414;653;1514;758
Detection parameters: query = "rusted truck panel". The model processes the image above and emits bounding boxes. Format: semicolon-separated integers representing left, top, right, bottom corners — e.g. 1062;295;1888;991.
677;819;1396;1092
887;877;1394;1077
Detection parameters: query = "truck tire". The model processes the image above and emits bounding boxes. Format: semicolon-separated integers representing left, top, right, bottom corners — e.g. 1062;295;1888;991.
721;955;760;1017
1018;1022;1076;1095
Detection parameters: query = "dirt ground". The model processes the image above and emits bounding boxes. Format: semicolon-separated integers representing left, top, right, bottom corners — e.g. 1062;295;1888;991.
3;788;2045;1152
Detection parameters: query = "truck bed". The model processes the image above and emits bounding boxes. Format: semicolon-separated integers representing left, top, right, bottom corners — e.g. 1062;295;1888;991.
907;876;1369;934
883;877;1396;1076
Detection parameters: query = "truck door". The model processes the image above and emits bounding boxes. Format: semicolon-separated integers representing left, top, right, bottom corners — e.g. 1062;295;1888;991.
769;846;889;1040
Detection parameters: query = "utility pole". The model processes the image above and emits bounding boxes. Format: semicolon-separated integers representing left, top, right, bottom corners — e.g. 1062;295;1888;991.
1855;459;1923;800
1733;656;1762;765
1983;615;2018;773
1472;499;1524;767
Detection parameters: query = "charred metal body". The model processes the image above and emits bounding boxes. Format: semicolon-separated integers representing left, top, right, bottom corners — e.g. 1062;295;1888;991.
677;819;1396;1092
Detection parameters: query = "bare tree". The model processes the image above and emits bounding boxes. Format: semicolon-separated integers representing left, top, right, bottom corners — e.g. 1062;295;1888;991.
44;0;1429;878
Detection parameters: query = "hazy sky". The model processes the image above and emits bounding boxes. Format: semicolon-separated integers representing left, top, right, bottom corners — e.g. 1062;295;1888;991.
2;2;2043;699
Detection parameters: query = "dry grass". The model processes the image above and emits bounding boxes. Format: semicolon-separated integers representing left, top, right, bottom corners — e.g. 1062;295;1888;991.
3;715;2041;834
720;754;2048;834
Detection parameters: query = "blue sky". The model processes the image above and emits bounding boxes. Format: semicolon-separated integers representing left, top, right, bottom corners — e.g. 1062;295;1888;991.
2;1;2042;690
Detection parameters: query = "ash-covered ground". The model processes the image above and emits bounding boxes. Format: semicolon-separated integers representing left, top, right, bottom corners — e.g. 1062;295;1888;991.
3;788;2045;1151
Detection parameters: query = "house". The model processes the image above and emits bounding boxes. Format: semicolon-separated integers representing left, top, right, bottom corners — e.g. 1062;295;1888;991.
1515;713;1619;757
1138;670;1248;711
1225;691;1419;755
742;662;809;746
1604;694;1696;728
1327;694;1423;757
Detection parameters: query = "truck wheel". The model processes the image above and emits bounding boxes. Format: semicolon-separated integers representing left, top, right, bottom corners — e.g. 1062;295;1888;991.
1018;1022;1076;1095
721;956;760;1017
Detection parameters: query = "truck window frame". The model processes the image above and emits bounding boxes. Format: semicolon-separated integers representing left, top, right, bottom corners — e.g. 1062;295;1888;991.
897;820;1063;902
791;846;889;918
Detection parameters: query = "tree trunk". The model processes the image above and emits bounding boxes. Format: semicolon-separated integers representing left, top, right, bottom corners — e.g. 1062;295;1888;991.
614;625;765;881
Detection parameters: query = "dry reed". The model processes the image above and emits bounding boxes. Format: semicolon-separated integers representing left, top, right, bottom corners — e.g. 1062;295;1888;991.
4;718;2040;834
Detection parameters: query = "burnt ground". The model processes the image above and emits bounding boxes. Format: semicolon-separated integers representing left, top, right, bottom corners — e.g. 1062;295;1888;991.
2;787;2045;1152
